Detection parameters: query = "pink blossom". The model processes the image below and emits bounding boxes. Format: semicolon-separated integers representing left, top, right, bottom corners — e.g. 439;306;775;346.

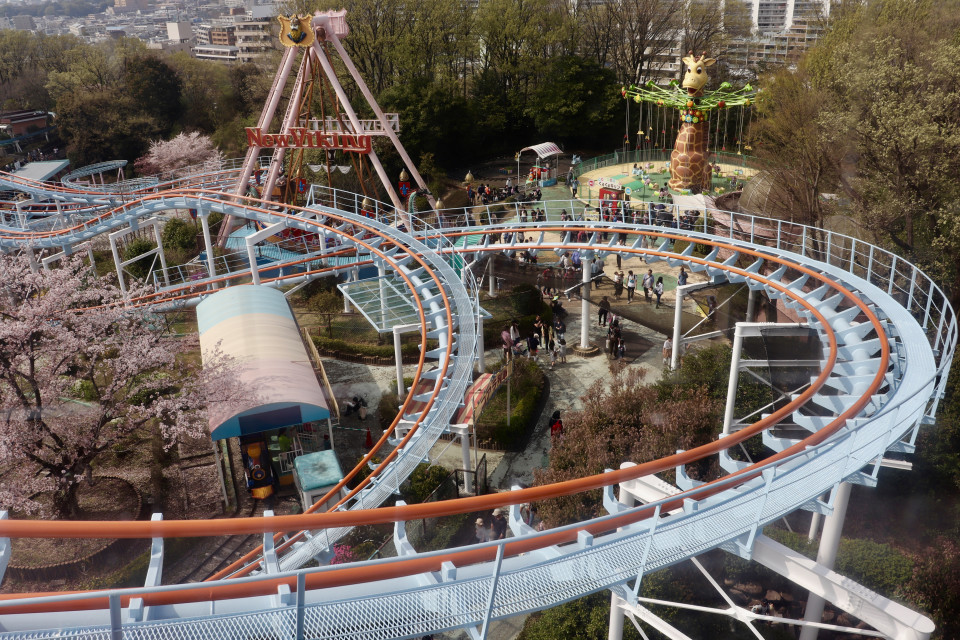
134;131;224;178
0;253;251;518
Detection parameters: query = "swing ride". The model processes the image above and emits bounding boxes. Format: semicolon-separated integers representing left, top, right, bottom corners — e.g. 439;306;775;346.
622;52;756;194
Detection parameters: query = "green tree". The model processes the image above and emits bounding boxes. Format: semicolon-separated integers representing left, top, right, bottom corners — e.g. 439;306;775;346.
162;218;197;255
54;91;161;167
167;52;238;133
309;289;342;338
527;56;621;145
125;56;184;135
751;0;960;300
123;238;159;281
518;592;643;640
381;78;475;168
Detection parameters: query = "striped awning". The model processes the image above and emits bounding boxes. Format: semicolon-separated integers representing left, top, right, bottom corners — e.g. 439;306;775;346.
519;142;563;159
197;285;329;440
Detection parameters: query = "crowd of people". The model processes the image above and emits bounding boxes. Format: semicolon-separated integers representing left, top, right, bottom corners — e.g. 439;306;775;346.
467;180;541;206
474;503;546;543
500;311;568;369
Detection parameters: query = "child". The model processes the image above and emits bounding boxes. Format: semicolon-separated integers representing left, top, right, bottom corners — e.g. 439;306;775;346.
559;338;567;363
527;332;540;361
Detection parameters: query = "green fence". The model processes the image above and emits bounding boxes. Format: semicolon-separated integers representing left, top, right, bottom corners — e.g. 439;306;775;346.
570;149;764;182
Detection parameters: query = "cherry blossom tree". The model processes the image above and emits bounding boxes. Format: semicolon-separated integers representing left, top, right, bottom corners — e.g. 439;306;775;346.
134;131;225;178
0;253;247;518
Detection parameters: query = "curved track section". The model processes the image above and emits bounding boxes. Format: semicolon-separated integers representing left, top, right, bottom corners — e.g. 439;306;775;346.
0;193;953;640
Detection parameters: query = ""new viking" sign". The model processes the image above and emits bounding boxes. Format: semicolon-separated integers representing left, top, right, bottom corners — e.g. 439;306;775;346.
245;127;372;154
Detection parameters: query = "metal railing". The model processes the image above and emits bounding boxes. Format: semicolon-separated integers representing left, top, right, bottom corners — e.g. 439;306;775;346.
569;148;765;182
0;187;953;640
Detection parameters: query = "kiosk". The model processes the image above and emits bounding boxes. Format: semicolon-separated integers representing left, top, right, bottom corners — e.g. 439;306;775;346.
293;450;347;512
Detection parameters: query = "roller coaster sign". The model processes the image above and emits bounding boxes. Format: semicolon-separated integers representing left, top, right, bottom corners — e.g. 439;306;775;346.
245;127;372;154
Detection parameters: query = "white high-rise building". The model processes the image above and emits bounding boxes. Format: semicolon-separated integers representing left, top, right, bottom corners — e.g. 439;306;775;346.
741;0;831;34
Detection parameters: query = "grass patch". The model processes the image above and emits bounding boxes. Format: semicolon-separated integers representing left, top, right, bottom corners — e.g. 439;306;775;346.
475;358;546;450
312;335;425;359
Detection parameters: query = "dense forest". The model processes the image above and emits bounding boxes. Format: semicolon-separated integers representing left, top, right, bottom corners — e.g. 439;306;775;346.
0;0;758;171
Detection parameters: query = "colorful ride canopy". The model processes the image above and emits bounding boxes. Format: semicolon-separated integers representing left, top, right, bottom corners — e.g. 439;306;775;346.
197;285;329;440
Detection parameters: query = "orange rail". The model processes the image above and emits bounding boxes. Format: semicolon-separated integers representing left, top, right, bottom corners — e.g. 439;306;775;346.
0;217;889;614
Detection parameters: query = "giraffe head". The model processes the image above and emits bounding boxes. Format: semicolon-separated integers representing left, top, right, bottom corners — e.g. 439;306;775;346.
681;52;716;95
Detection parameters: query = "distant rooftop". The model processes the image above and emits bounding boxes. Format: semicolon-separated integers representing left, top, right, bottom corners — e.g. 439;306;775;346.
12;160;71;183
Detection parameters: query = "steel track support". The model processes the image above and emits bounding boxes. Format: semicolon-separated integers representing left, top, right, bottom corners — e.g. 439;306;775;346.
799;481;852;640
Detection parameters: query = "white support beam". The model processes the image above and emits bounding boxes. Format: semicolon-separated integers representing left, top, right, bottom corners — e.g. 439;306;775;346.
800;481;852;640
108;218;167;294
0;511;10;585
127;513;164;623
722;324;745;435
753;534;934;640
245;221;286;286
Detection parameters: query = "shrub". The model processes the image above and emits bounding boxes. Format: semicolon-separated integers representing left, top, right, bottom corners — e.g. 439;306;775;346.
295;276;340;303
312;335;423;359
519;592;643;640
161;218;196;253
475;358;546;450
330;543;356;565
511;283;543;318
903;536;960;638
403;463;450;503
123;238;158;281
835;538;913;597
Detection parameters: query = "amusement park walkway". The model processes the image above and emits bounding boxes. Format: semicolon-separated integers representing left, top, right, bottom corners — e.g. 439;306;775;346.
314;182;713;638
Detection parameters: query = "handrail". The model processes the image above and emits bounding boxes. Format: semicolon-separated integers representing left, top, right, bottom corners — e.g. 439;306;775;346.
0;183;952;639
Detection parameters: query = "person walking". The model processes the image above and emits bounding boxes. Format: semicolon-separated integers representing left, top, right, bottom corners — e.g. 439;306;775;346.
678;266;688;286
592;257;604;288
510;319;521;347
614;270;624;301
475;517;490;543
654;276;664;308
558;337;567;363
662;337;673;366
526;332;540;361
550;410;564;438
608;323;621;356
491;509;508;540
626;270;637;302
642;269;654;302
500;325;512;360
598;296;611;326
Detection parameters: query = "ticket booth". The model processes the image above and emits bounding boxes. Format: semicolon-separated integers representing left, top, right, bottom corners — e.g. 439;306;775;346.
597;179;625;220
293;450;348;512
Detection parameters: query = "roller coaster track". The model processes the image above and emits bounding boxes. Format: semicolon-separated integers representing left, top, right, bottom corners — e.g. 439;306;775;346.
0;178;954;640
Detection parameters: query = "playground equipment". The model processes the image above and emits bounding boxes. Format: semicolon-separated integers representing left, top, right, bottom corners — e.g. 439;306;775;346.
0;163;953;638
623;52;756;193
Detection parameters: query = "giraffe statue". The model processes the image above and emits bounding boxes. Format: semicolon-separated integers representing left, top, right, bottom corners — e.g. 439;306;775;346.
669;52;716;192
